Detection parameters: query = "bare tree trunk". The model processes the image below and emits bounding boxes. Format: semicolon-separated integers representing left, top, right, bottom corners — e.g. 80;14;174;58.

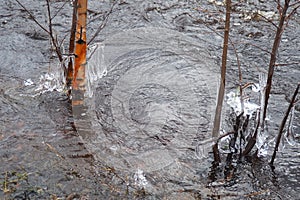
72;0;88;106
66;0;78;92
212;0;231;137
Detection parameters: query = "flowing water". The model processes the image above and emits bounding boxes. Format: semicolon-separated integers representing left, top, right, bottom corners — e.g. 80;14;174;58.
1;0;299;199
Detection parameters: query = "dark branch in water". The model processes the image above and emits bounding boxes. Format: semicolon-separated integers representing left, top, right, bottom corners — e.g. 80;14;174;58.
270;83;299;167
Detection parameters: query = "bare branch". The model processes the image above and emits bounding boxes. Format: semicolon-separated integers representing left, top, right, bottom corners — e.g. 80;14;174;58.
285;3;300;23
270;83;299;166
263;0;291;125
289;0;300;7
51;1;68;20
46;0;64;64
88;0;118;45
275;62;300;66
255;12;279;29
15;0;49;34
275;0;283;15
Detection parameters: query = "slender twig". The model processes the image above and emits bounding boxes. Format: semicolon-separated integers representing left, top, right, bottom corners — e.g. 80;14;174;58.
275;62;300;66
46;0;64;67
289;1;300;7
255;12;279;29
285;4;300;24
88;0;118;45
274;0;283;15
263;0;291;126
212;0;231;137
15;0;49;34
51;0;68;20
270;83;299;166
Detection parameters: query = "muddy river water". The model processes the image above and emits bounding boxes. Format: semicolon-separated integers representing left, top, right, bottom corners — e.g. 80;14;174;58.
0;0;299;199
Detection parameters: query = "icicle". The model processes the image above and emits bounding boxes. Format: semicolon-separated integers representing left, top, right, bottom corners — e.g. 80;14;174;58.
86;43;107;98
195;137;218;159
284;106;297;146
259;72;267;123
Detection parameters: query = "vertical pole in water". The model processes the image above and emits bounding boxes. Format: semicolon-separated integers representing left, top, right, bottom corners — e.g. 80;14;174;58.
72;0;87;107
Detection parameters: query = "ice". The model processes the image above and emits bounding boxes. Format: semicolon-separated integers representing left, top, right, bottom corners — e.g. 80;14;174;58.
284;106;297;146
86;43;107;97
195;137;219;159
23;59;67;96
259;72;267;123
24;79;34;86
133;169;148;188
226;90;259;117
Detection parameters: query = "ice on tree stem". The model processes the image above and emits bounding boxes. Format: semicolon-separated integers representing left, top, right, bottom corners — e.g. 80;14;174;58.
86;43;107;97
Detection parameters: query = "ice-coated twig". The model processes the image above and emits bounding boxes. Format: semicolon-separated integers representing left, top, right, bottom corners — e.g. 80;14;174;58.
270;83;299;166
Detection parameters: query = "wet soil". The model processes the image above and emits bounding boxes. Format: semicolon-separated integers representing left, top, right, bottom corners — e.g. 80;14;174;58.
0;0;299;199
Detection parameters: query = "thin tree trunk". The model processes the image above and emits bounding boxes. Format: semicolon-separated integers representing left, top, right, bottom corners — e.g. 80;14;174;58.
262;0;290;125
66;0;78;90
212;0;231;137
72;0;87;106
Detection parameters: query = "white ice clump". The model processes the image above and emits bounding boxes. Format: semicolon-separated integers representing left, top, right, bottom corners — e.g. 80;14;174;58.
133;169;148;188
256;130;269;157
24;79;34;86
23;57;70;96
226;90;259;117
86;43;107;97
35;73;65;94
